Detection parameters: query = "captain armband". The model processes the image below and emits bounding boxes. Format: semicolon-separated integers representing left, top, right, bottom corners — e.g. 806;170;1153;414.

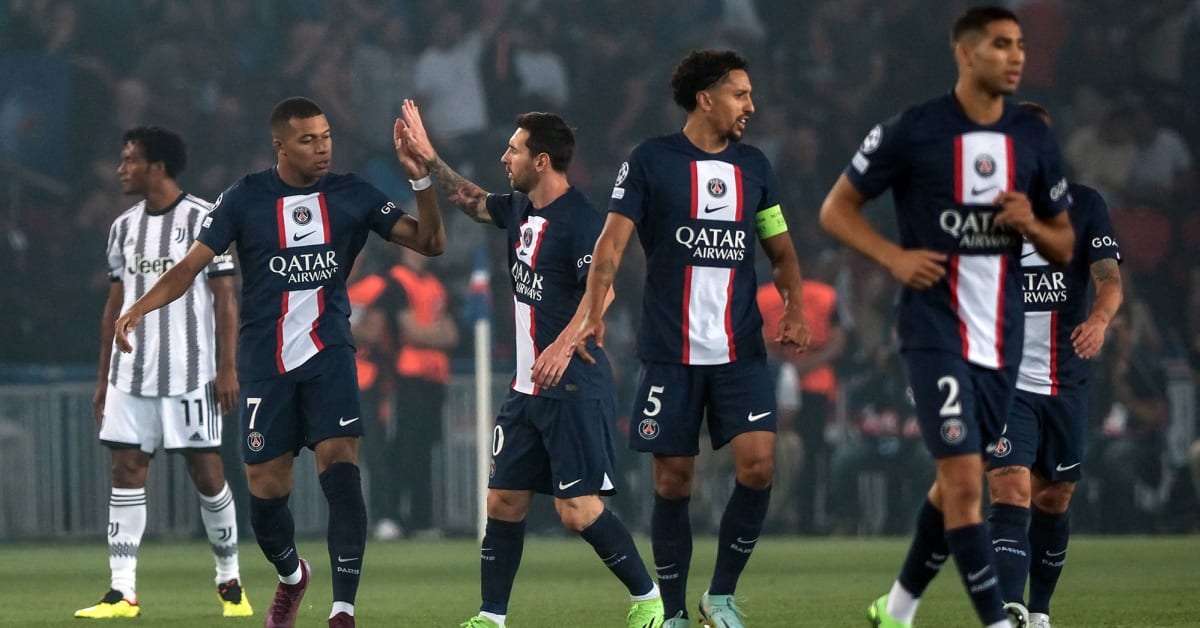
755;204;788;239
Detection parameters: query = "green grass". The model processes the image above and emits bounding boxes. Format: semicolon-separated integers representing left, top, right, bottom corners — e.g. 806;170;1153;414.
2;535;1198;627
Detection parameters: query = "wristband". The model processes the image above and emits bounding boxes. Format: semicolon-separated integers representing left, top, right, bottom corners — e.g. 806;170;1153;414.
410;176;432;191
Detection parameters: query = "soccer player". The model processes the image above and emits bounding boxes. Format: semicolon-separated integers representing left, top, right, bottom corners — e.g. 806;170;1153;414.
533;50;811;628
113;97;446;628
397;98;665;628
75;126;251;620
818;6;1076;628
986;102;1123;628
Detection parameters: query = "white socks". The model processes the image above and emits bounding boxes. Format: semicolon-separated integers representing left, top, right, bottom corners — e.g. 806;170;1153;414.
199;482;241;584
108;487;147;598
886;580;920;625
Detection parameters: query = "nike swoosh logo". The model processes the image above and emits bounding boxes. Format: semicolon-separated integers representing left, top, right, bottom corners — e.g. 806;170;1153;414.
1055;462;1081;471
967;566;991;581
558;478;583;490
971;184;998;195
654;563;676;571
1045;549;1067;557
735;537;759;544
747;411;772;422
703;204;727;213
336;555;359;563
993;538;1020;545
293;230;316;241
930;553;947;560
338;416;361;427
1021;250;1039;259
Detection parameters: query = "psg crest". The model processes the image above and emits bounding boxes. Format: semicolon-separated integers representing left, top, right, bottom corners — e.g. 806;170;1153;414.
638;418;660;440
522;227;533;248
293;206;313;225
974;154;996;178
707;178;727;198
247;431;265;452
940;418;966;445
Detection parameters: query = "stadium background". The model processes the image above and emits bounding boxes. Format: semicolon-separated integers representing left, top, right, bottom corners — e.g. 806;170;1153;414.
0;0;1197;545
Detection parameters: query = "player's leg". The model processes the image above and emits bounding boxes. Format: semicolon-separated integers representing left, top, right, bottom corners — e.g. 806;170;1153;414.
985;391;1039;607
76;385;154;619
630;362;705;622
1026;390;1085;627
167;381;250;616
544;395;662;627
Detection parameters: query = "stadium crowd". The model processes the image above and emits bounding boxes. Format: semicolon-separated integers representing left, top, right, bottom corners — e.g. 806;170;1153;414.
1;0;1198;536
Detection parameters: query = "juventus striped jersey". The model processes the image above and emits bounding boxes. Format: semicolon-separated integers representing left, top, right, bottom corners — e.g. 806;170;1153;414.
106;193;236;397
197;167;402;379
844;94;1072;370
1017;184;1120;395
611;133;777;365
486;187;612;399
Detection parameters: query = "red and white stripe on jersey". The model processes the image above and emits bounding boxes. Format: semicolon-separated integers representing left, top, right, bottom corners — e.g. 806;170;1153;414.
954;132;1015;206
1018;311;1059;395
690;160;743;221
948;254;1006;369
511;215;549;395
1017;245;1059;394
276;193;332;248
682;266;737;365
276;287;326;373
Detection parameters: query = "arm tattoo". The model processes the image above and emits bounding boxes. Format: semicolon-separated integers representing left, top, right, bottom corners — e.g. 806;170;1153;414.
426;156;490;222
1091;258;1120;285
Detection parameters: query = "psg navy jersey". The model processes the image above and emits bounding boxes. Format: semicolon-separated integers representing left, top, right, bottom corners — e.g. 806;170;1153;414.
1017;183;1120;395
487;187;612;400
611;133;778;365
198;167;403;378
844;93;1072;370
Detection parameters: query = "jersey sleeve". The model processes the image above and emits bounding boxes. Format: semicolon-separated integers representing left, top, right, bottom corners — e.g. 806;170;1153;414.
843;114;907;200
485;192;514;229
347;175;405;239
1076;187;1122;266
105;219;123;282
609;143;649;224
1028;127;1072;218
756;151;782;211
197;183;241;256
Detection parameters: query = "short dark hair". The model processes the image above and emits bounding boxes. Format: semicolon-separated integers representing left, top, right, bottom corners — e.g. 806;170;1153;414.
671;49;749;112
951;5;1019;44
123;126;186;178
1018;101;1052;125
515;112;575;173
270;97;324;130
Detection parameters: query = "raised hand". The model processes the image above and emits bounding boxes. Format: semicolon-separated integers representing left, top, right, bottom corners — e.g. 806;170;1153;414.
399;99;437;165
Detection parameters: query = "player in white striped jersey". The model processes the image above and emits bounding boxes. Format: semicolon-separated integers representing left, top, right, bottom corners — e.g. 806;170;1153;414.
77;127;251;620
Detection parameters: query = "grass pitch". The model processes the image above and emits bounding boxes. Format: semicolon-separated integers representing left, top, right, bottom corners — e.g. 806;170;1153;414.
3;535;1197;627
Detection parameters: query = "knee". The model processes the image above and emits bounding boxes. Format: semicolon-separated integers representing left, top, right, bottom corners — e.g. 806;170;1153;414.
486;491;529;522
1032;482;1075;514
110;454;147;488
555;496;603;533
987;466;1031;506
653;461;694;499
186;453;227;496
735;454;775;490
936;473;983;507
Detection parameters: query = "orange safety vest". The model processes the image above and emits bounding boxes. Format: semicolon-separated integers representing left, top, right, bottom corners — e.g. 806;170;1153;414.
757;279;839;399
389;265;451;384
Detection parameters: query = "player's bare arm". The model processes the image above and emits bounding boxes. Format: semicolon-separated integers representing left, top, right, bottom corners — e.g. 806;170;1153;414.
209;273;239;414
398;98;491;223
993;190;1074;266
820;173;948;290
531;214;634;388
388;115;447;256
115;241;216;353
1072;257;1123;359
93;281;123;425
760;231;811;352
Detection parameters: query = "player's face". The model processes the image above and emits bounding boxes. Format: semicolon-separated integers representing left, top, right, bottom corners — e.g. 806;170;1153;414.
705;69;754;142
116;141;154;195
964;20;1025;96
500;128;539;194
275;115;332;183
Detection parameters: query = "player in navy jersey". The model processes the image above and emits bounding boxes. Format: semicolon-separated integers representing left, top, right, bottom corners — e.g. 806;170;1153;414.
76;126;251;620
819;7;1075;628
113;97;446;628
534;50;810;628
397;99;665;628
985;103;1123;628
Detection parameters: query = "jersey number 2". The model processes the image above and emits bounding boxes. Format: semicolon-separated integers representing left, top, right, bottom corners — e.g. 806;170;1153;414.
936;376;962;417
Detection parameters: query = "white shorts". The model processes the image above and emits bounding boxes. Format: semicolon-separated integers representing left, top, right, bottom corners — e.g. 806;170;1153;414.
99;382;222;454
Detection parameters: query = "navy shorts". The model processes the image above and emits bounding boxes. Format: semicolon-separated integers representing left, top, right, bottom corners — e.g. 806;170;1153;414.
240;345;363;464
489;391;618;498
986;387;1087;482
629;359;777;456
902;350;1016;460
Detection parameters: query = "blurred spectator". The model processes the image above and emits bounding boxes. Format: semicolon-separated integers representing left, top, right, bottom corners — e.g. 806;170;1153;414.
1125;98;1195;209
1063;93;1137;202
414;10;493;151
